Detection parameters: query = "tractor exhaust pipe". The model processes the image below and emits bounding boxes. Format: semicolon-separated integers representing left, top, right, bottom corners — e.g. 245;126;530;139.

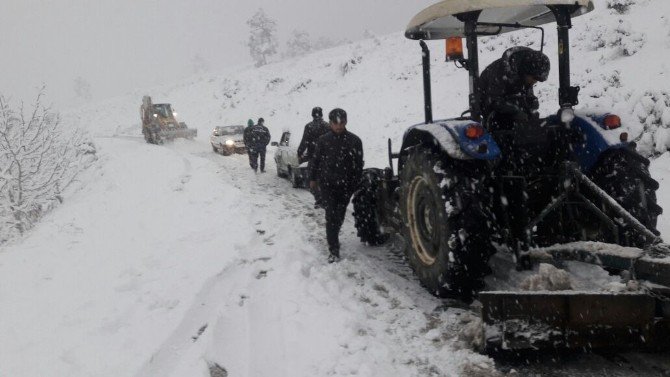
420;40;433;124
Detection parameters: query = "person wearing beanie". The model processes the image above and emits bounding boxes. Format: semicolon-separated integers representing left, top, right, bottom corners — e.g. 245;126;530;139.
309;108;364;263
479;47;550;130
297;106;330;207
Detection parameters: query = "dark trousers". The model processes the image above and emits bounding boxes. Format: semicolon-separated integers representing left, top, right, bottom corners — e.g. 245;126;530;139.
321;185;353;255
310;185;322;205
248;148;266;172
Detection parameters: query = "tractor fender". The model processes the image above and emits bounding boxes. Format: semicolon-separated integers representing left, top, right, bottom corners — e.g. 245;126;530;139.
401;119;501;161
551;112;634;172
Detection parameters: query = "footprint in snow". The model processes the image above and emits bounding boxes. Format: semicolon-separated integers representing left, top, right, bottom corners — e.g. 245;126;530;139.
208;362;228;377
256;270;270;279
191;324;208;342
263;234;275;245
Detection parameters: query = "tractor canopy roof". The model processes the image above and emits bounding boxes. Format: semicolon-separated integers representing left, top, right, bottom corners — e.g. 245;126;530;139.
406;0;594;40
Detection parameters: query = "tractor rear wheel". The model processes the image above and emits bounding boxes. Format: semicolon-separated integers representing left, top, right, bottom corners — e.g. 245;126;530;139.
400;147;494;299
352;169;390;246
589;149;662;247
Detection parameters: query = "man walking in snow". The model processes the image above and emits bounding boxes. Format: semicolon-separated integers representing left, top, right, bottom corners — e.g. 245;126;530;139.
479;47;550;130
245;118;271;173
309;108;364;263
297;106;330;207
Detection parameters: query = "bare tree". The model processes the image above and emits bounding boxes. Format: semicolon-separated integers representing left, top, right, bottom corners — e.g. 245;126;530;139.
246;8;278;67
0;88;95;241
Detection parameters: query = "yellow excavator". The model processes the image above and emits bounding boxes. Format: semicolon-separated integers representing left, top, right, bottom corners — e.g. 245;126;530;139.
140;96;197;144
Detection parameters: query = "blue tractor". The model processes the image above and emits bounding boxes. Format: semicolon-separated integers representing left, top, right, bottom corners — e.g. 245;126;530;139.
352;0;670;350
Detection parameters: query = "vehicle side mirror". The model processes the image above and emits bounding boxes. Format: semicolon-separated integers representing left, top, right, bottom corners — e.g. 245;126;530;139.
271;141;279;147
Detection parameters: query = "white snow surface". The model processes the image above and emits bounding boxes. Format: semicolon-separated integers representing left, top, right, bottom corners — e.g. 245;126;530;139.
0;138;494;377
3;0;670;376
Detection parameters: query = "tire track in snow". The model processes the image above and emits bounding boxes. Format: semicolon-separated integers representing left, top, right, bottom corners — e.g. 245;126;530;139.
174;145;495;376
132;144;283;377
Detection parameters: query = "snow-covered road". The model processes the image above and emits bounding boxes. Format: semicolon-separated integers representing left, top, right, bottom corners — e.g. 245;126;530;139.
1;136;669;377
0;137;252;376
0;136;494;377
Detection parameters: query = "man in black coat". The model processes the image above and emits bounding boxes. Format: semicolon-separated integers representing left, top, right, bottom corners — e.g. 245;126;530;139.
479;47;550;130
244;118;271;173
297;107;330;163
309;108;364;263
297;106;330;207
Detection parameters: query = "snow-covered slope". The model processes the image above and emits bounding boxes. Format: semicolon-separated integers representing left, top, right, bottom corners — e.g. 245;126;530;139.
2;1;670;376
65;0;670;165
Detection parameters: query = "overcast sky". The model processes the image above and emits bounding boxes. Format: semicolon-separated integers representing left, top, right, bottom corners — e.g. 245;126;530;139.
0;0;435;108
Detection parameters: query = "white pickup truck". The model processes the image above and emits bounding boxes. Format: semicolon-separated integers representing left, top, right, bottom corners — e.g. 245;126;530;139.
272;130;308;188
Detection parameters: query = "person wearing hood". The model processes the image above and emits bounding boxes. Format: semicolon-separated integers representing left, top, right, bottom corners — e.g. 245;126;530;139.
244;118;271;173
309;108;364;263
243;119;254;146
297;106;330;207
479;47;550;130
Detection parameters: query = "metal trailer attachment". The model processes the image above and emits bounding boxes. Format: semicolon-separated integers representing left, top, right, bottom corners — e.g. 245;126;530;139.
481;291;670;351
480;162;670;352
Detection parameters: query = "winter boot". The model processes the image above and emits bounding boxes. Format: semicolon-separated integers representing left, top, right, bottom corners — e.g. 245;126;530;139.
328;247;340;263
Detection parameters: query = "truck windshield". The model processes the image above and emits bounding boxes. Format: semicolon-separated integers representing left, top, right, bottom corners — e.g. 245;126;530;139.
219;126;245;135
152;104;173;118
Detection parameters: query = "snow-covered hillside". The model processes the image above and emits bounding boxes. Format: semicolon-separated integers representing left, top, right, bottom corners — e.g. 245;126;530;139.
66;0;670;164
2;1;670;376
63;0;670;237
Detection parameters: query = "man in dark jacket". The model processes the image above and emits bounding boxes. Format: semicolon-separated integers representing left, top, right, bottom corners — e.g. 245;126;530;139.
244;117;271;172
242;119;254;146
297;106;330;207
297;107;330;163
309;108;364;263
479;47;550;130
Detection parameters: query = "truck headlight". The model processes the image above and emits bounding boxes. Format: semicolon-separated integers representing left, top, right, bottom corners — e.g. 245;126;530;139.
225;139;235;146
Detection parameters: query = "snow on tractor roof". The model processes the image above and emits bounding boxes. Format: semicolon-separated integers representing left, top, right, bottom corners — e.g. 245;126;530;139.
406;0;594;40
